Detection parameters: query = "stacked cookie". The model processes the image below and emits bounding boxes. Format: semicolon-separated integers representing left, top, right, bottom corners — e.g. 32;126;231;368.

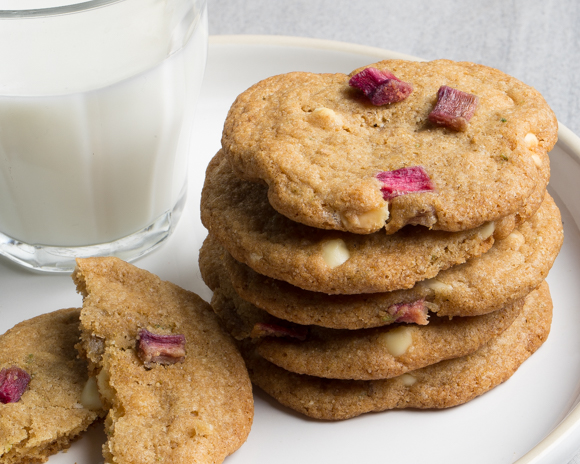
199;59;563;420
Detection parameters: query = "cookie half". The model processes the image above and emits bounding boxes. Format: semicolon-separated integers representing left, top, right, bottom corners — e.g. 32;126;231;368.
222;59;556;234
204;261;524;380
0;308;104;464
73;257;253;464
242;282;552;420
201;193;562;328
201;151;498;294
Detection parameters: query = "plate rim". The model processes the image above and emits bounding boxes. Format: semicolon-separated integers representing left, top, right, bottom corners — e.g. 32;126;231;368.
208;33;580;464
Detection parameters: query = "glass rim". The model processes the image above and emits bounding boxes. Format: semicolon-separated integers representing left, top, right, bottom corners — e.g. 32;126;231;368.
0;0;129;18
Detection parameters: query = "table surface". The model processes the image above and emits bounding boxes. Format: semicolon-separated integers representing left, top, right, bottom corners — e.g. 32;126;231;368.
207;1;580;463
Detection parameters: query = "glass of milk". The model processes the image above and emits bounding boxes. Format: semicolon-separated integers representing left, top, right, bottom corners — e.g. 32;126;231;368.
0;0;208;272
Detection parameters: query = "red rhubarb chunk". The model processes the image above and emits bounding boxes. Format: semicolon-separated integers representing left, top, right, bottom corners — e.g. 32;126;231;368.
376;166;435;201
137;329;186;366
428;85;479;131
0;367;31;403
250;323;308;341
387;299;429;325
349;67;413;105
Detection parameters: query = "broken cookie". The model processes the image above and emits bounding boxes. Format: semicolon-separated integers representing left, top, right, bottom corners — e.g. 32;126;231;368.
73;257;253;464
0;308;104;464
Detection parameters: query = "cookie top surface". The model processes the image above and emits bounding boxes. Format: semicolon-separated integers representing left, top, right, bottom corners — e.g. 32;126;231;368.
73;257;253;464
201;193;562;328
243;282;552;420
222;59;557;234
203;258;523;381
201;151;498;294
0;308;103;464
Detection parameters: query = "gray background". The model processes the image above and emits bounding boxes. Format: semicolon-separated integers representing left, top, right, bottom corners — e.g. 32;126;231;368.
209;0;580;137
208;1;580;463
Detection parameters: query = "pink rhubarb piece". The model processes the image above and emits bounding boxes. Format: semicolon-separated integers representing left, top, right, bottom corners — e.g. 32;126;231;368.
428;85;479;131
0;366;31;403
376;166;435;201
388;299;429;325
137;329;186;366
251;323;308;341
349;67;413;105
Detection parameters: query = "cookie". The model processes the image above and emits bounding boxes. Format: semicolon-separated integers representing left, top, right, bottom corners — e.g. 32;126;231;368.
242;282;552;420
222;59;557;234
0;308;104;464
201;151;498;294
201;193;562;328
73;257;253;464
203;261;524;380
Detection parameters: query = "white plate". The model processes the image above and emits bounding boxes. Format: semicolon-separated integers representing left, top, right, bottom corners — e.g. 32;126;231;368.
1;35;580;464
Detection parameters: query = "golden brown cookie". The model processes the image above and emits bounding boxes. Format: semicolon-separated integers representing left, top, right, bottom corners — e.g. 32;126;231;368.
0;308;104;464
201;151;499;294
73;257;253;464
204;261;523;381
222;59;556;234
200;193;562;328
242;282;552;420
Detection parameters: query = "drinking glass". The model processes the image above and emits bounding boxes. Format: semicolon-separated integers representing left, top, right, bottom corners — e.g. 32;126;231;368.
0;0;208;272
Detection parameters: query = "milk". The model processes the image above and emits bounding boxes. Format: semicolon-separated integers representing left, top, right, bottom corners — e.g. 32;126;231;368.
0;0;207;248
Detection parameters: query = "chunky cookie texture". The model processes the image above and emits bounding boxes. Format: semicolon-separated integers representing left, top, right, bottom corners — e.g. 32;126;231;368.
0;308;104;464
222;59;557;234
201;151;499;294
200;193;562;329
242;282;552;420
73;257;253;464
201;58;561;424
200;254;523;381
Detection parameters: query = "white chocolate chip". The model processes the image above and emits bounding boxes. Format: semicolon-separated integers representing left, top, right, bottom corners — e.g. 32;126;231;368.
340;205;390;230
309;107;343;130
192;420;214;437
400;373;417;387
532;154;542;167
321;239;350;268
312;107;335;117
380;326;413;357
80;376;104;411
479;221;495;240
249;252;263;263
505;230;525;249
421;278;453;293
525;133;539;148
